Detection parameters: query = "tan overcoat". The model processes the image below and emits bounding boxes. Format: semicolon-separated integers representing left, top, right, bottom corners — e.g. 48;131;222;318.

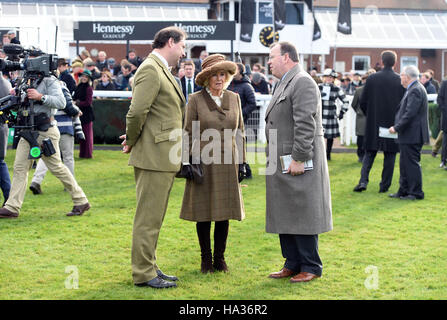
265;64;333;235
180;89;246;222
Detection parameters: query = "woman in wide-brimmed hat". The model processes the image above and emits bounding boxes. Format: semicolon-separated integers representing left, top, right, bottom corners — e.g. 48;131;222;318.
73;70;94;159
180;54;247;274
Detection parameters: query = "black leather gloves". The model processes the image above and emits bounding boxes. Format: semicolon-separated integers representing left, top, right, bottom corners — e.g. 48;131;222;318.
238;163;247;183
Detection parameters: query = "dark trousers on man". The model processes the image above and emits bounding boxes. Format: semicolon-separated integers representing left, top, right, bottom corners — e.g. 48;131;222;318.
442;131;447;163
359;150;397;191
398;143;424;199
356;135;365;161
279;234;322;276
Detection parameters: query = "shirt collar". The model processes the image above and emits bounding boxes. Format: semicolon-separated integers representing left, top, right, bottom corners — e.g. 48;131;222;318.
407;79;418;90
152;51;169;69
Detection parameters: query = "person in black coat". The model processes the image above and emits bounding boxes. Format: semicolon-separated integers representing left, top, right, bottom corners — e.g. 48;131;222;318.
251;72;270;94
436;79;447;169
420;72;436;94
354;50;406;193
57;58;76;94
180;60;201;103
389;66;429;200
228;63;257;179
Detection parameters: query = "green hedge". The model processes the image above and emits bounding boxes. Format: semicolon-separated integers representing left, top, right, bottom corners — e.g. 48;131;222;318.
93;98;130;144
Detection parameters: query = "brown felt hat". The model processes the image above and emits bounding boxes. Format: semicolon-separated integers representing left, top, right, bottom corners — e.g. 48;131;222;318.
195;54;237;87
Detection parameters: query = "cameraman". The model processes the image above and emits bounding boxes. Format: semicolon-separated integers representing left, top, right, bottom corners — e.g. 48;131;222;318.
0;72;12;205
0;68;90;219
29;81;84;195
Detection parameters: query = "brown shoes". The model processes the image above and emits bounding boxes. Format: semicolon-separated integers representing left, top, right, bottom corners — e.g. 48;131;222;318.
67;202;91;216
268;268;297;279
290;272;320;283
0;207;19;219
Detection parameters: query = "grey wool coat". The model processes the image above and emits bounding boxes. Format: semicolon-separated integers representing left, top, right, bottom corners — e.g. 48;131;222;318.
265;64;333;235
180;89;246;222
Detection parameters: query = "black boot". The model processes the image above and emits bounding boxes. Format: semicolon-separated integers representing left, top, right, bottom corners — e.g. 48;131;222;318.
213;220;229;272
196;222;214;273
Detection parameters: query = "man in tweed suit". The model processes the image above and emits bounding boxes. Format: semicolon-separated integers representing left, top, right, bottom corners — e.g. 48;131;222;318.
265;42;332;283
120;27;186;289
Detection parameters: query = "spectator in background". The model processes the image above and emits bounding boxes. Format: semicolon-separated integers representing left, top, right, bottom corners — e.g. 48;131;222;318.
57;58;76;94
7;30;20;44
127;49;142;70
77;49;90;62
96;51;108;72
70;60;84;85
351;69;376;162
95;71;116;91
115;64;133;91
251;72;269;94
228;62;257;179
319;68;350;160
107;58;118;77
0;72;11;206
194;50;209;72
420;72;436;94
353;50;405;193
2;34;10;46
310;69;322;84
352;73;363;90
180;59;201;103
425;69;439;93
83;58;101;81
73;70;94;159
0;49;6;59
340;76;354;95
436;78;447;169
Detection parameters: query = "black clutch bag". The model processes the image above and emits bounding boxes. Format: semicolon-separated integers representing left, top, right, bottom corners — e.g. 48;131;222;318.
176;158;204;184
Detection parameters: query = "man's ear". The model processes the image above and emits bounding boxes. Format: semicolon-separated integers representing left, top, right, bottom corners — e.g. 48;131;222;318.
168;37;175;48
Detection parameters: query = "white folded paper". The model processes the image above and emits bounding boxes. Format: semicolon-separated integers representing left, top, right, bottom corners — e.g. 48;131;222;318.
379;126;398;139
280;155;313;174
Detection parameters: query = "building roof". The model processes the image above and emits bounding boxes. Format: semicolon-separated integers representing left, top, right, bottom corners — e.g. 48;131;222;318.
315;8;447;49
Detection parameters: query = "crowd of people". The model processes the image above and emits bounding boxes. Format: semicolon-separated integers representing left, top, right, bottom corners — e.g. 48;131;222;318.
0;26;446;290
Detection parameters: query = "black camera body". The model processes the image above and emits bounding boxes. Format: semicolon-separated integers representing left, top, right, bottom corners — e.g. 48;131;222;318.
0;44;58;159
0;44;58;77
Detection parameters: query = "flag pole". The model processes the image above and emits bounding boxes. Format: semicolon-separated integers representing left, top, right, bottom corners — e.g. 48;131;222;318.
333;0;340;69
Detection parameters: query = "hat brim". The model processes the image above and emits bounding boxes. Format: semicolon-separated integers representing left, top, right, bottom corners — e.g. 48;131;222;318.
195;61;237;87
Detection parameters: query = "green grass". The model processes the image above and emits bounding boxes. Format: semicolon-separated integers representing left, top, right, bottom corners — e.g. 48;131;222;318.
0;149;446;300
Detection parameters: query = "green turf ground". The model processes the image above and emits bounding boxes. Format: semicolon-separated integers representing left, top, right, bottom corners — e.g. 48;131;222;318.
0;150;446;300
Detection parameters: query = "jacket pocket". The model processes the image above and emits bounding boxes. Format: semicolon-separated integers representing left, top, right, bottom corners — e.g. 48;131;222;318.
155;132;171;143
161;120;177;131
277;96;286;103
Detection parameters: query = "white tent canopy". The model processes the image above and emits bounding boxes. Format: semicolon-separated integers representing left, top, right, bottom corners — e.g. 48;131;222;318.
315;8;447;49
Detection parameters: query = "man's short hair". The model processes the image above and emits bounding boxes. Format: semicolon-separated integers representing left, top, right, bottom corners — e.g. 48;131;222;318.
58;58;69;67
183;59;195;68
270;42;299;63
122;64;132;72
236;63;245;75
403;65;420;79
421;72;431;79
381;50;397;68
152;26;187;49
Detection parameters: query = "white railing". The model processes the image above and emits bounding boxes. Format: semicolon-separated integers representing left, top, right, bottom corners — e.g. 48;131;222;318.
93;91;439;147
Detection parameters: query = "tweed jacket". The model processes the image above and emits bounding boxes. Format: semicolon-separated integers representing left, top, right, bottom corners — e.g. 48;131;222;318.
126;53;186;172
180;89;245;222
265;64;333;235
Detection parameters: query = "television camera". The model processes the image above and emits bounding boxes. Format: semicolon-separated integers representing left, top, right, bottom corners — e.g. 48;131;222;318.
0;44;58;159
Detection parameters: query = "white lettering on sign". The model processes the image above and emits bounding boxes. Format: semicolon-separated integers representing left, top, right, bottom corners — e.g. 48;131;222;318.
93;23;135;35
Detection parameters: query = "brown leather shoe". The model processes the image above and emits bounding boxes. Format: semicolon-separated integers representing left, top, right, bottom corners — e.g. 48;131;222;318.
268;267;297;279
0;207;19;219
67;202;91;216
290;272;320;283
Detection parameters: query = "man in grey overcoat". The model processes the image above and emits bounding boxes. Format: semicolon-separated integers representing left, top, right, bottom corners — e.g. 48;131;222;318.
265;42;333;283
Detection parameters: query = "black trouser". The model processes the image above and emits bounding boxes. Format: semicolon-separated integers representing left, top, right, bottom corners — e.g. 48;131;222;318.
279;234;322;276
196;221;229;258
442;131;447;162
398;143;424;199
359;150;396;191
326;138;334;159
356;135;365;160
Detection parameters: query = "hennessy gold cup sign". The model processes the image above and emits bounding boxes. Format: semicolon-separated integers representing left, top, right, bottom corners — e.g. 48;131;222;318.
259;26;279;47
